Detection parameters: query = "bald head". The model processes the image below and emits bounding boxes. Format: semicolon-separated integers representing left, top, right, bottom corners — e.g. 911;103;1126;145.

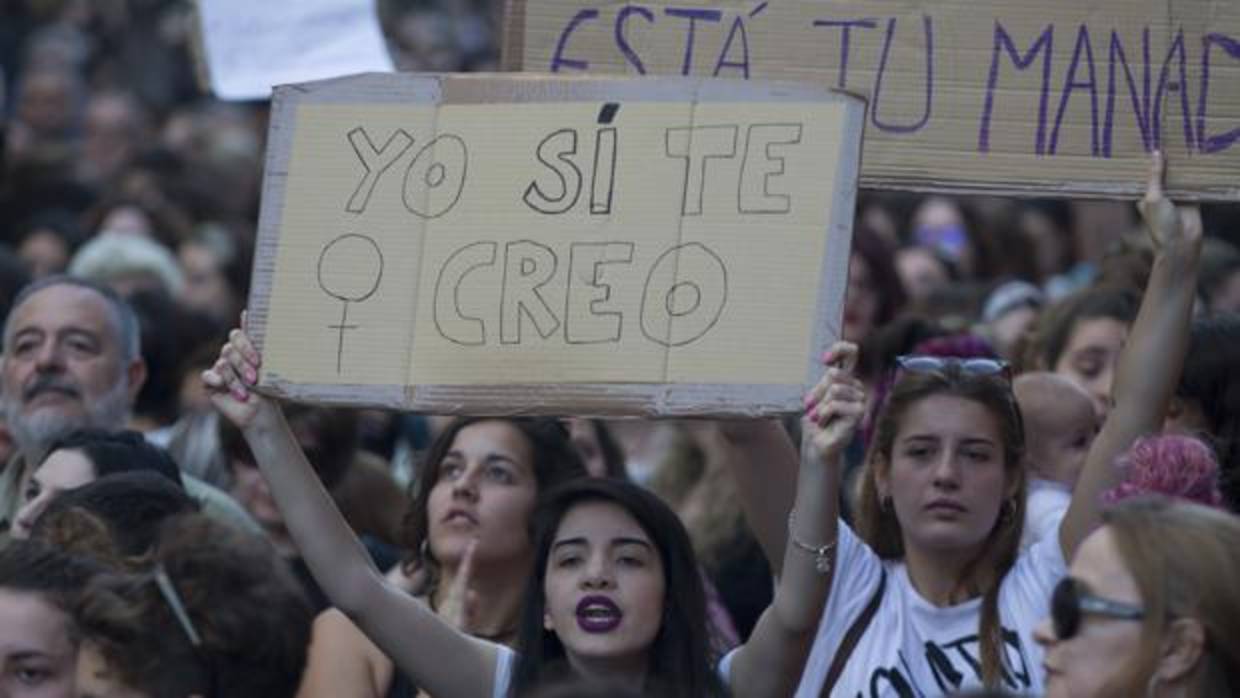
1015;372;1097;484
1015;372;1095;427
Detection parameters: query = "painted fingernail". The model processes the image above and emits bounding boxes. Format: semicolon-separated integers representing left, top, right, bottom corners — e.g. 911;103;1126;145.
808;407;819;422
246;368;257;384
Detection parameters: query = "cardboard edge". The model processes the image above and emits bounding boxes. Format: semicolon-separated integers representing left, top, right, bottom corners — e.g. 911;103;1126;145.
440;73;862;106
260;377;411;410
247;84;306;372
278;72;865;109
272;72;446;104
262;381;799;416
410;383;802;417
807;98;865;389
499;0;527;71
853;178;1240;204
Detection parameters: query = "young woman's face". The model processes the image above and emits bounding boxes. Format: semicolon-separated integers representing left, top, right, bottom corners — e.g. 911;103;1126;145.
426;421;540;568
0;590;76;698
879;394;1012;556
1034;527;1145;698
13;449;96;539
1054;317;1129;420
542;500;665;674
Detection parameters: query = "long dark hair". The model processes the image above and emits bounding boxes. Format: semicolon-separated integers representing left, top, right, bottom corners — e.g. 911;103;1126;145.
510;478;725;698
1177;316;1240;510
402;418;587;597
857;365;1026;688
45;428;184;487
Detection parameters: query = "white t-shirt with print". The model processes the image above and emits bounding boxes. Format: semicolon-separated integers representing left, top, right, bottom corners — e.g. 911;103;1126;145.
792;521;1066;698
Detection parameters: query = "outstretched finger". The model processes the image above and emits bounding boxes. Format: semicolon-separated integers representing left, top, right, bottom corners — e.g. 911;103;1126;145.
442;538;479;629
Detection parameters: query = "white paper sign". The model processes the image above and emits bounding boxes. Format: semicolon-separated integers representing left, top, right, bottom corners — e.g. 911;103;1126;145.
196;0;395;101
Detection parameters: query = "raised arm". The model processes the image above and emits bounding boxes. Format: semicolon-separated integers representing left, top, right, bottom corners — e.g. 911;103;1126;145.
297;610;392;698
1059;152;1202;559
727;342;866;698
204;325;498;698
710;418;799;572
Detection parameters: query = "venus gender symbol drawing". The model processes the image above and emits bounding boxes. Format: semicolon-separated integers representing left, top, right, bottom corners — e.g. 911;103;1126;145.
317;233;384;373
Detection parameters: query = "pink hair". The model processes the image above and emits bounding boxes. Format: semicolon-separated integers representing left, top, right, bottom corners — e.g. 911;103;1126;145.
1102;435;1225;509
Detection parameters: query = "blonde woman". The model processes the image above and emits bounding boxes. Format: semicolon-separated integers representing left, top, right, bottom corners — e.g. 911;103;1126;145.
1035;496;1240;696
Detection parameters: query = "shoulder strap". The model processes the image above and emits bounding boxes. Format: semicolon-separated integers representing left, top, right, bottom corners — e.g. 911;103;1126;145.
820;568;887;697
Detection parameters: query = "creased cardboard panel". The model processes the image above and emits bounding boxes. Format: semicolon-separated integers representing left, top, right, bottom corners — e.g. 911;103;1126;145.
505;0;1240;201
249;73;862;416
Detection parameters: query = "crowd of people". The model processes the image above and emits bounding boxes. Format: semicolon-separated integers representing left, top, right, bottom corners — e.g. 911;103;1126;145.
2;1;1240;697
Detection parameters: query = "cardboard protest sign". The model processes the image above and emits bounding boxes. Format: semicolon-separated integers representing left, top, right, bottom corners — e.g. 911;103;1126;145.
193;0;393;100
503;0;1240;201
249;73;862;416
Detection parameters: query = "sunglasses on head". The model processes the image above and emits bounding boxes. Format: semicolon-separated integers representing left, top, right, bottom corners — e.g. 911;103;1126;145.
894;355;1012;381
1050;576;1145;640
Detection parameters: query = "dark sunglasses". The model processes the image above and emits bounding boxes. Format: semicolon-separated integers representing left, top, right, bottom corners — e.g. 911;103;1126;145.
895;355;1012;381
1051;577;1145;639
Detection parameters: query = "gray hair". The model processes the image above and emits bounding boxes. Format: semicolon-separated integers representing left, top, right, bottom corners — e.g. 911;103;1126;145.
4;274;142;363
68;233;184;297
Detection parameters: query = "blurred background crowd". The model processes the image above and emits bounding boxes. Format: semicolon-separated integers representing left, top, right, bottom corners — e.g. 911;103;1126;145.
0;2;1238;696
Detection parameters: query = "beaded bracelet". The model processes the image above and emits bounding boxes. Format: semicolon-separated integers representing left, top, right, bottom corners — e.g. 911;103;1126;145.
788;508;835;574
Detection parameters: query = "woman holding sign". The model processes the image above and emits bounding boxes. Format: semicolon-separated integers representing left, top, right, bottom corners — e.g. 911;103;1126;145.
787;152;1202;696
205;337;860;694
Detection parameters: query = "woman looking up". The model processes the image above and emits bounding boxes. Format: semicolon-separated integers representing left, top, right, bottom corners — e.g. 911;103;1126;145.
297;417;587;698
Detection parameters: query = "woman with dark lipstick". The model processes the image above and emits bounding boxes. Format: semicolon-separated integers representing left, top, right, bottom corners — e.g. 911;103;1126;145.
204;324;861;696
